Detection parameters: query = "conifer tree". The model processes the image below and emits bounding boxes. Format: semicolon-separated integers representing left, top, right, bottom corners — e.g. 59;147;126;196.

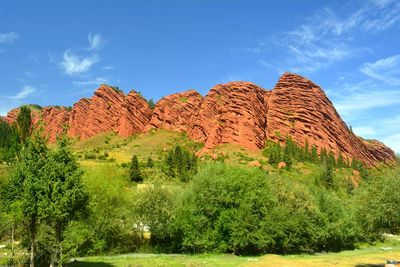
311;145;318;163
130;155;143;182
146;156;154;168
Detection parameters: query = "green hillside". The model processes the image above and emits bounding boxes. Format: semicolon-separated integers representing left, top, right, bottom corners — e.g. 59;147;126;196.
1;122;399;266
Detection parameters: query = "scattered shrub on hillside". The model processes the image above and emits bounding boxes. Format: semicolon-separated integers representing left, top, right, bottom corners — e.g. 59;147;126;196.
84;153;96;160
146;156;154;168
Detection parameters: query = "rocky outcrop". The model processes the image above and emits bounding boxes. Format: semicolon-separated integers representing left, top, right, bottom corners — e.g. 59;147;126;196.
2;74;396;166
189;82;269;150
68;98;92;138
4;107;41;125
147;90;203;132
81;85;125;139
41;106;70;142
266;72;396;166
118;90;152;137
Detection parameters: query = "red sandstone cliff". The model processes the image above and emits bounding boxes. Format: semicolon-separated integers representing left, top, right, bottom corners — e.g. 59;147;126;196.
147;90;202;132
2;74;396;165
118;90;152;137
189;82;269;150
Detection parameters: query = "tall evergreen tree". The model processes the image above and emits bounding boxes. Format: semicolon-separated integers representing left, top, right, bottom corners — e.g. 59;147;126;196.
130;155;143;182
16;106;32;144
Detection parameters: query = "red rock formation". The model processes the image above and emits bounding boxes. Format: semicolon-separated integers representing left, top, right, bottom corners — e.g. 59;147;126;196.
147;90;203;132
1;74;395;166
118;90;152;137
266;72;396;166
189;82;269;150
41;106;70;142
68;98;92;138
4;107;41;125
82;85;125;139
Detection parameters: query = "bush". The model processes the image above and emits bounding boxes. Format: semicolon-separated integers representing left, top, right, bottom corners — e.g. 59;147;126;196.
84;153;96;160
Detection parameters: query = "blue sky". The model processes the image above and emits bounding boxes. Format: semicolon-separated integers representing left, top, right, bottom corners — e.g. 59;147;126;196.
0;0;399;153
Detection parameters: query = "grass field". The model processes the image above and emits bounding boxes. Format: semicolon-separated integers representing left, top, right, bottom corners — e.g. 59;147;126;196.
67;245;400;267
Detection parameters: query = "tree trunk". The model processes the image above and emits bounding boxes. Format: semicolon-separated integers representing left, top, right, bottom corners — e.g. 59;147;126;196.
11;225;14;258
30;241;35;267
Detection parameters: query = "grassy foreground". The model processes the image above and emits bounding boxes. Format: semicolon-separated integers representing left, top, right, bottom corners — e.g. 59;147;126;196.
68;246;400;267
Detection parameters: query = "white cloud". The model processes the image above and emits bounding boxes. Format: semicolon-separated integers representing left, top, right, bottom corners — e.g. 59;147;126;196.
102;65;114;70
353;126;376;137
11;86;36;100
88;33;104;51
334;89;400;115
61;49;99;76
382;133;400;154
0;32;19;44
360;54;400;85
259;0;400;74
73;77;109;86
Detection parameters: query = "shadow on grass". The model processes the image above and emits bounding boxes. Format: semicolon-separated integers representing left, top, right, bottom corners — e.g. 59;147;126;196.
355;264;384;267
68;261;114;267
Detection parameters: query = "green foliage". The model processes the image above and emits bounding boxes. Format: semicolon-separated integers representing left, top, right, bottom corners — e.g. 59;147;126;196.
355;167;400;237
173;163;274;254
16;105;32;144
146;156;154;168
147;98;155;110
134;186;177;251
0;121;20;162
4;127;49;266
164;145;197;182
110;86;123;94
130;155;143;182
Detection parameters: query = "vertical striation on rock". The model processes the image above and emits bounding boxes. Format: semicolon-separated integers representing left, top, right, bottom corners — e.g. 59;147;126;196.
147;90;203;132
42;106;70;142
266;72;396;166
189;82;269;150
1;74;396;165
118;90;153;137
82;85;125;139
68;98;92;138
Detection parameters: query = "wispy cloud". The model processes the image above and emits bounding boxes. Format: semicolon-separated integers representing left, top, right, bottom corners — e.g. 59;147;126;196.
246;0;400;74
102;65;114;70
88;33;105;51
73;77;109;86
0;32;19;44
382;133;400;154
61;49;99;76
11;86;36;100
360;54;400;85
333;89;400;115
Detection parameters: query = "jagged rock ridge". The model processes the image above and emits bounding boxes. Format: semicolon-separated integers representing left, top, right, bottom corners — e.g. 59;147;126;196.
3;75;396;165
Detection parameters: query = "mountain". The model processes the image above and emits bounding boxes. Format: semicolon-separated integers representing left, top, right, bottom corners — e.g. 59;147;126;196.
2;73;396;165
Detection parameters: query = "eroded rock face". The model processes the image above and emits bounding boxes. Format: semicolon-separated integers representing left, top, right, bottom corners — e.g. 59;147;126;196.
2;74;396;166
147;90;203;132
82;85;125;139
266;72;396;166
68;98;92;138
42;106;70;142
189;82;269;150
4;107;41;125
118;90;152;137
